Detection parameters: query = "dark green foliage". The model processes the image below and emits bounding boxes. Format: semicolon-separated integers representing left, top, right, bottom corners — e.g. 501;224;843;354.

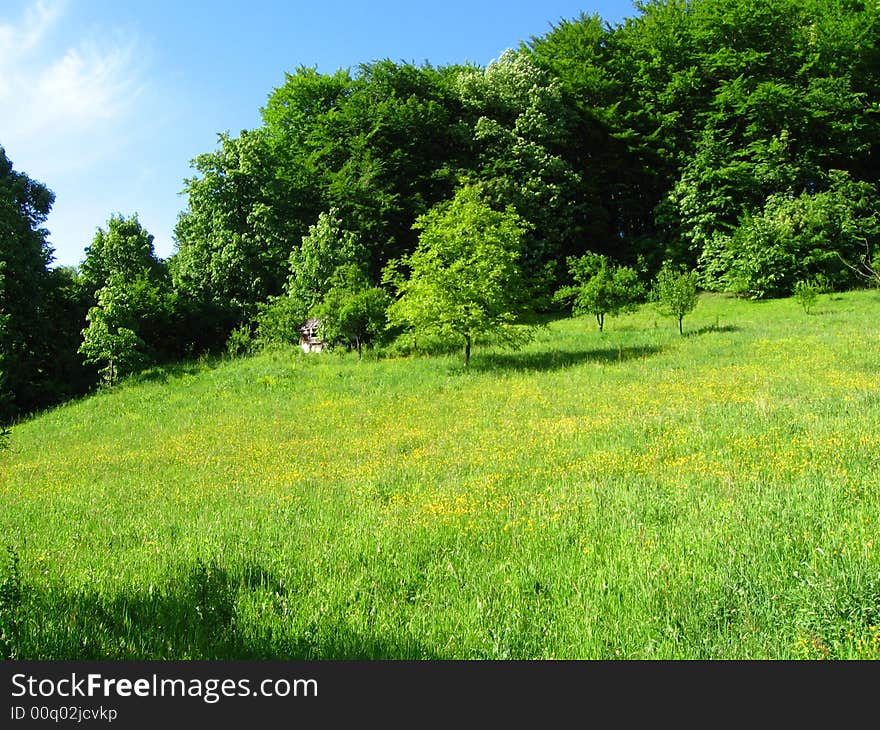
456;51;597;291
263;62;471;281
534;0;880;275
644;0;879;268
0;146;54;419
172;130;292;317
700;173;880;298
0;146;94;420
244;208;370;351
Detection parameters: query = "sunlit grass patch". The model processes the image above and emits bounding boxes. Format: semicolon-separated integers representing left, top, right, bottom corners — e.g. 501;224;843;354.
2;289;880;658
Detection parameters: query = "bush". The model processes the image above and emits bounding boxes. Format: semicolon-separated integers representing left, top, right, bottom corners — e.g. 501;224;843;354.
793;276;829;314
253;295;305;349
225;324;255;357
699;173;880;298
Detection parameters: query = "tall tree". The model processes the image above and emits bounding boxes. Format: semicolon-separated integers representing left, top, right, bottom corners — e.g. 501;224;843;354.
263;61;470;281
286;208;365;319
456;51;593;291
80;213;166;296
79;276;149;386
172;129;292;318
80;215;173;373
0;145;56;418
0;260;9;422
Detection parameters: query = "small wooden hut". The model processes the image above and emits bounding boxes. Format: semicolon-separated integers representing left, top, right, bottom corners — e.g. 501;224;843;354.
299;317;325;353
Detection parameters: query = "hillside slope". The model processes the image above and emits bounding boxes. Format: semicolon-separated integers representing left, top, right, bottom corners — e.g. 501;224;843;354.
2;292;880;659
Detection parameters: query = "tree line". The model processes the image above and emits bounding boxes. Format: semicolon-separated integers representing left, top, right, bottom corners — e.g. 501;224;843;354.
1;0;878;420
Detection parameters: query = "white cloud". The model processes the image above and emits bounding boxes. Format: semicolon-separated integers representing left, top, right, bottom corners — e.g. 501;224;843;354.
0;0;148;177
37;40;143;128
0;0;167;266
0;0;65;58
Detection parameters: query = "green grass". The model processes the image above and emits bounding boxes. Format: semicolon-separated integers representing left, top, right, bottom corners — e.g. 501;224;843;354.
2;291;880;659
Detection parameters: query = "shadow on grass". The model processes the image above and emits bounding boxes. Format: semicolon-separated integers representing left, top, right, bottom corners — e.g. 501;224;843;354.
683;324;741;338
472;344;664;373
2;557;439;660
130;358;220;386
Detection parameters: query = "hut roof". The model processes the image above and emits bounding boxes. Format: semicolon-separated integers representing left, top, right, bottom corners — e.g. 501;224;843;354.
299;317;320;332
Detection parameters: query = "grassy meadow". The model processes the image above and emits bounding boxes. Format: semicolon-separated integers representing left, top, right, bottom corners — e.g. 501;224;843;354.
2;291;879;659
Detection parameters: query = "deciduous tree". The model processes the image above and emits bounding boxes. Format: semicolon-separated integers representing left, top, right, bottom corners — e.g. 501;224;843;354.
653;262;699;335
312;265;389;359
554;253;643;331
384;185;532;366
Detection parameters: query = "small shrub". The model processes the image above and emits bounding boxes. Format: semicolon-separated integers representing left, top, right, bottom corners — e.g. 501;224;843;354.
793;279;820;314
225;324;255;357
652;262;699;335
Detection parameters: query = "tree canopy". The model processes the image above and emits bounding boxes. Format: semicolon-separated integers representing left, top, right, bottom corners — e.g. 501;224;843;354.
0;147;89;419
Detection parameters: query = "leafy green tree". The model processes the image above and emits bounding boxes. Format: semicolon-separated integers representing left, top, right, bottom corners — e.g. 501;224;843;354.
172;129;295;318
79;277;148;385
287;208;364;319
642;0;880;268
456;50;593;292
554;253;643;331
263;62;469;282
312;265;389;358
653;262;699;335
0;145;80;417
0;144;54;404
247;208;366;350
384;185;532;366
79;216;172;379
0;261;9;425
80;214;165;296
527;0;880;275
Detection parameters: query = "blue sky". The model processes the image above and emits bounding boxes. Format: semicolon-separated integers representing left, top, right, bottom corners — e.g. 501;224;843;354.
1;0;637;268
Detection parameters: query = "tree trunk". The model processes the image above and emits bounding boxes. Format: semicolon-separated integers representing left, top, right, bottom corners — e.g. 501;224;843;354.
678;316;683;335
464;334;471;367
356;336;362;360
597;312;604;332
